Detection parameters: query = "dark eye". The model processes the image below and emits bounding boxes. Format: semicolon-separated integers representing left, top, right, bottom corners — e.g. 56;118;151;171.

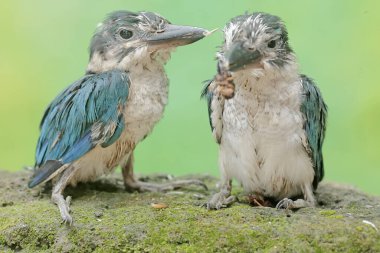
268;40;276;48
119;29;133;40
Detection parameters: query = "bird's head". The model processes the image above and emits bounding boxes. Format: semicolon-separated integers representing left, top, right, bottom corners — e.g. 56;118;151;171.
87;11;208;73
218;12;295;76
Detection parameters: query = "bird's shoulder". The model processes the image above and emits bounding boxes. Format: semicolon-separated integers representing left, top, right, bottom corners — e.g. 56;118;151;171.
36;70;130;167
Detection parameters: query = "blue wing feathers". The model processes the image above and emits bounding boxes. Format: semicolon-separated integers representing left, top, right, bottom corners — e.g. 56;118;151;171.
35;142;48;166
101;115;125;148
61;130;94;164
300;75;327;188
201;79;214;131
31;70;130;188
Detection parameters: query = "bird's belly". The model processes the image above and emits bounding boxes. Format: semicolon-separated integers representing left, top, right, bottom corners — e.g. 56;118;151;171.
69;111;163;186
70;139;133;185
70;86;168;185
221;99;314;199
123;71;169;144
123;101;166;144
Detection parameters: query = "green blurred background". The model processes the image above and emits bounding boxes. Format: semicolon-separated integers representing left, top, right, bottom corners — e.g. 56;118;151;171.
0;1;379;194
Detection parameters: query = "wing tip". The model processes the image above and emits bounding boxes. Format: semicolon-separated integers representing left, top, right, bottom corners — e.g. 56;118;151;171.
28;179;39;188
28;160;64;188
201;79;213;99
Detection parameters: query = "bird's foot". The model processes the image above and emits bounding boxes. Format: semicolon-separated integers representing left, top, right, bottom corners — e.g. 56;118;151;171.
125;179;207;193
52;193;73;225
205;190;236;210
276;198;294;209
276;198;313;210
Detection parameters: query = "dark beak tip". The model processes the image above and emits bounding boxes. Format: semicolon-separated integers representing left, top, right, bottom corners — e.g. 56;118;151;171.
183;27;210;40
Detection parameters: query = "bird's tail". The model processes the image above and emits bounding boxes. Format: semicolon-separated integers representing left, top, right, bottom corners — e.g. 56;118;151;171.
28;160;64;188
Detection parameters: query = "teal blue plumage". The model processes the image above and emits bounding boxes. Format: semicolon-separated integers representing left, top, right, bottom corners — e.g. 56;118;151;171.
30;70;130;187
26;10;209;224
201;80;215;134
300;75;327;189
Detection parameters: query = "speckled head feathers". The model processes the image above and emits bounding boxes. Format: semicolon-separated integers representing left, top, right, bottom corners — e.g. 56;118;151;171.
89;11;170;58
87;10;207;73
220;12;294;71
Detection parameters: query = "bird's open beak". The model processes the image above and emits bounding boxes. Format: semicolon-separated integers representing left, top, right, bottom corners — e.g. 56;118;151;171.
223;42;262;72
146;24;210;47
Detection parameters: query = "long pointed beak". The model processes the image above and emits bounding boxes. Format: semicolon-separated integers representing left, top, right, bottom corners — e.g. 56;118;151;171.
146;24;210;47
224;42;262;71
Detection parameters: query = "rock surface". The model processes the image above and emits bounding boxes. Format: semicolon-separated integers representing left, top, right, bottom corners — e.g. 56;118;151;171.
0;170;379;252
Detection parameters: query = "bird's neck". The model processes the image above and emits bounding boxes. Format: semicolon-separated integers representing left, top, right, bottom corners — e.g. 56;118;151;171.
232;59;299;95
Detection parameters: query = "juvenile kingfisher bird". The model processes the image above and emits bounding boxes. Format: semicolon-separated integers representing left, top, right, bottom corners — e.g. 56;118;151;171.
202;12;327;210
28;10;209;224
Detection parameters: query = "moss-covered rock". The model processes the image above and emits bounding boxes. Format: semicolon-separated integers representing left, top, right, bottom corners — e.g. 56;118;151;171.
0;170;379;252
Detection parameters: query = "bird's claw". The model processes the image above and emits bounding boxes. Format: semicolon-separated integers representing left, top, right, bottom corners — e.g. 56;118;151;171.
276;198;294;209
205;192;236;210
61;214;73;226
57;195;73;225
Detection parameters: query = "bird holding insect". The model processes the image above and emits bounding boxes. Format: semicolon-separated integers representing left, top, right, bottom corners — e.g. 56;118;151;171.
203;12;327;210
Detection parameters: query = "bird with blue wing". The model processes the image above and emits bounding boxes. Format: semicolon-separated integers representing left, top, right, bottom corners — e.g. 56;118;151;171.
29;10;209;224
203;12;327;210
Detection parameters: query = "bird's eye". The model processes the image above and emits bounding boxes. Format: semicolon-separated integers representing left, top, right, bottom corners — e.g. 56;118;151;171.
119;29;133;40
268;40;276;48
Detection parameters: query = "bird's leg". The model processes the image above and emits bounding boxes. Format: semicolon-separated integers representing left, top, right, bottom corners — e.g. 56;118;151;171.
51;165;76;225
122;152;207;192
276;184;316;210
206;179;236;210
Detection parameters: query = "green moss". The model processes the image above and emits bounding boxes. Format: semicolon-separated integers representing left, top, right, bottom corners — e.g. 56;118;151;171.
319;210;336;216
1;171;380;252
